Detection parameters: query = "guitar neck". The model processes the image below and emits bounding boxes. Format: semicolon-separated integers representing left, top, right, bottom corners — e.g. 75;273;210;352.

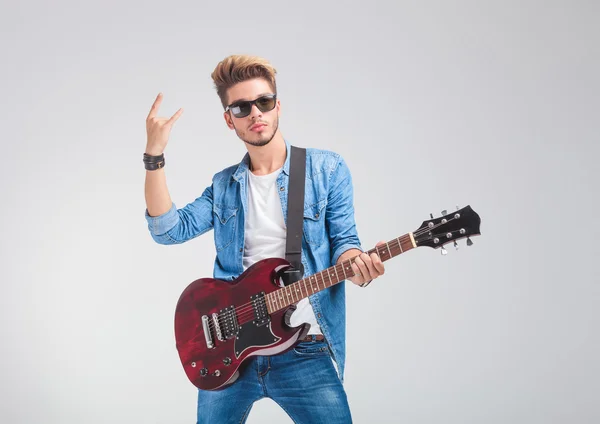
266;233;417;313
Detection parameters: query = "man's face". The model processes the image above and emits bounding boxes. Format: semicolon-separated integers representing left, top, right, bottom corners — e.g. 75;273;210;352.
224;78;280;147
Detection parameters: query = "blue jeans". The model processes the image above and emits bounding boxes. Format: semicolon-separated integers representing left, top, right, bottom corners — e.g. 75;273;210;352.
196;338;352;423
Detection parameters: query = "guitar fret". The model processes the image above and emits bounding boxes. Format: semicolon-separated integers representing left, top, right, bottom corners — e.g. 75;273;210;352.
303;278;308;297
396;237;403;253
334;265;340;282
346;261;353;278
321;271;328;287
327;269;333;286
385;242;391;260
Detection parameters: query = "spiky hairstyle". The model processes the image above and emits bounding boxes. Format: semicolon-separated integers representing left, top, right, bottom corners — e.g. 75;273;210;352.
211;55;278;109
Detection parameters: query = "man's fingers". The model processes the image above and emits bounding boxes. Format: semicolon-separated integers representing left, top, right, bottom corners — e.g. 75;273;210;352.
354;257;368;279
357;253;373;278
351;262;362;280
147;92;164;120
371;252;385;274
372;241;386;274
168;107;184;125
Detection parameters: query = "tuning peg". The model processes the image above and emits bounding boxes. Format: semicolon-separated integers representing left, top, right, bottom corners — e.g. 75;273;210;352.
441;210;447;216
466;237;473;246
441;246;448;255
454;240;458;250
430;213;434;219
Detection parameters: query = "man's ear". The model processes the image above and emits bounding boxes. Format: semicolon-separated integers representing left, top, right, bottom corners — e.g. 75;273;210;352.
223;111;235;130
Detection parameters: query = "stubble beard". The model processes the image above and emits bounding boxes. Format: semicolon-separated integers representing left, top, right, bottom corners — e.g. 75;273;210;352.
235;116;279;147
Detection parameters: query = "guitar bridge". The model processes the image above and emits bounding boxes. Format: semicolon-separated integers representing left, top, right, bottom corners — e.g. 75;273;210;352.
212;313;224;341
201;315;214;349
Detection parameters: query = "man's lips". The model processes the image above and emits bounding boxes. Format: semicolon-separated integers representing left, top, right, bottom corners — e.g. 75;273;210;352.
250;123;267;131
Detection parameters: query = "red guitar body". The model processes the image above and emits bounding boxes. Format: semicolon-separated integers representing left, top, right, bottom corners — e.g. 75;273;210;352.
174;257;309;391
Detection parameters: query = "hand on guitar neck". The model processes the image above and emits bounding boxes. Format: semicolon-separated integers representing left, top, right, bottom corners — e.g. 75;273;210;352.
338;241;387;287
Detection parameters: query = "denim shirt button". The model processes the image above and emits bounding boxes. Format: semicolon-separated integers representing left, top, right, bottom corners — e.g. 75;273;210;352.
239;248;243;252
317;313;322;318
279;186;285;191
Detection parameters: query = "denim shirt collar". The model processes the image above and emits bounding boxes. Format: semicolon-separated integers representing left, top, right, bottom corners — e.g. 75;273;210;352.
232;139;291;182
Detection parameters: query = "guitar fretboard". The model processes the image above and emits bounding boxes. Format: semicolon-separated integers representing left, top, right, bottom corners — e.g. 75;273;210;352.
265;233;416;313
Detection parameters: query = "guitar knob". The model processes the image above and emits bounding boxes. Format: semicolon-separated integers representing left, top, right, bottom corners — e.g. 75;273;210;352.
223;357;232;366
200;368;208;377
213;370;221;377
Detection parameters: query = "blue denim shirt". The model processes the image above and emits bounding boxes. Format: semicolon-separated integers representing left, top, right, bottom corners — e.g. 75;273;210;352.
145;140;363;382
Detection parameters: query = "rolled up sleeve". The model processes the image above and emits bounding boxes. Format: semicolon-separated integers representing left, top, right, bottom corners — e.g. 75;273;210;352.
144;184;214;245
145;203;180;235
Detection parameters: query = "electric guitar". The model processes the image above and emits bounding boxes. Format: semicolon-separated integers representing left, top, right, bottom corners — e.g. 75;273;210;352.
174;205;482;390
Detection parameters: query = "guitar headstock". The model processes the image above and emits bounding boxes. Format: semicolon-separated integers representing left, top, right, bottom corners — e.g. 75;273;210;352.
413;205;481;253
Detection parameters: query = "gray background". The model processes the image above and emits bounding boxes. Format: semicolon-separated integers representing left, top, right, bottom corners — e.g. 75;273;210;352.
1;0;598;423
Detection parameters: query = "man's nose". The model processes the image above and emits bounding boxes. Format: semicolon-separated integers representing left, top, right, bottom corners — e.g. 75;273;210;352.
248;103;262;120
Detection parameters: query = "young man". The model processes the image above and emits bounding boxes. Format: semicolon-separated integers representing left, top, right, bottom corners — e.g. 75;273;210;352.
144;55;385;423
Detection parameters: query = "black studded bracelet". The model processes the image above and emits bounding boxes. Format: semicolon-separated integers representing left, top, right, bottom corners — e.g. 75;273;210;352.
143;153;165;171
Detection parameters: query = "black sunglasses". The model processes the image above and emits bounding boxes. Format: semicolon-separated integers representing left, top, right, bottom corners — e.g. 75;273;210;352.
225;94;277;118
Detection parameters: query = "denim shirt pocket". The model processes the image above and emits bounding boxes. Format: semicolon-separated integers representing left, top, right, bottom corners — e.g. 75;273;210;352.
303;198;327;246
213;204;238;251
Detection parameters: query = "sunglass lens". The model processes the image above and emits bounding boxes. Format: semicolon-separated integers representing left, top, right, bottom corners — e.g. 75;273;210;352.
256;96;276;112
231;102;252;118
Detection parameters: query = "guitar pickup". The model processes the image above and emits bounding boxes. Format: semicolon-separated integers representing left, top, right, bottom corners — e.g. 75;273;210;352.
219;306;239;339
251;292;269;327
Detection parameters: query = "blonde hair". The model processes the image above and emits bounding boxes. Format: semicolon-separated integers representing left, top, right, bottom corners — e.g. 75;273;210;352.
211;55;278;109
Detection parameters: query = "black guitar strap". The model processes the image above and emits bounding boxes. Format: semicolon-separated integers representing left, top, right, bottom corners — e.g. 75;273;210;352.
282;146;306;286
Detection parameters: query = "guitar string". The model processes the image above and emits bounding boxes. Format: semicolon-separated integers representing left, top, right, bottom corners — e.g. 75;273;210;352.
205;233;416;330
204;217;466;332
206;216;465;329
215;216;460;320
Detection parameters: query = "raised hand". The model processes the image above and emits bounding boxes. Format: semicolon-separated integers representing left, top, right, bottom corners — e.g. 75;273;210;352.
145;93;184;156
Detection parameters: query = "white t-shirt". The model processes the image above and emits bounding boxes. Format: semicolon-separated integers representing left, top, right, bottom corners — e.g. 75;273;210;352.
243;167;322;335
